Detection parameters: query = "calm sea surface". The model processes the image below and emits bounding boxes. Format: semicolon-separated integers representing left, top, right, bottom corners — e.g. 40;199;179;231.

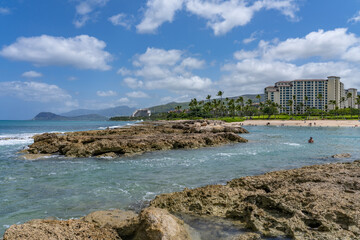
1;120;360;236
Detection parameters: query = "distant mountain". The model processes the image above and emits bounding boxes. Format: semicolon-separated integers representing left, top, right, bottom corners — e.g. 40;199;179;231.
33;112;108;121
147;94;265;113
62;106;136;117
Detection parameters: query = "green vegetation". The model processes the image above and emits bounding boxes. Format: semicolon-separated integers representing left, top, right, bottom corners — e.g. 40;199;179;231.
110;93;360;122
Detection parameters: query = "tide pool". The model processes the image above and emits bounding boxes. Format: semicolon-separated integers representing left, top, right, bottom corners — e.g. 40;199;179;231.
1;121;359;236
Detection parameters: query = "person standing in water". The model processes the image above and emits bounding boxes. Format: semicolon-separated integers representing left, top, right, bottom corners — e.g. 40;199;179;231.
308;137;314;143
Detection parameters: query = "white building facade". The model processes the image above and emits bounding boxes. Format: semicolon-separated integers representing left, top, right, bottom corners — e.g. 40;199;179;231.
265;76;358;113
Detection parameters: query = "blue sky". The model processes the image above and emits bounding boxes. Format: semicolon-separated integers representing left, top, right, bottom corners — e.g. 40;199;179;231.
1;0;360;119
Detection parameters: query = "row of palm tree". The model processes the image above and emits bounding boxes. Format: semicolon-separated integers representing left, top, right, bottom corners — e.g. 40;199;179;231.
170;91;360;120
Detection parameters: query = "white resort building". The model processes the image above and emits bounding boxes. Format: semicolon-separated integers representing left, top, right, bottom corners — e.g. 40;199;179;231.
265;76;358;113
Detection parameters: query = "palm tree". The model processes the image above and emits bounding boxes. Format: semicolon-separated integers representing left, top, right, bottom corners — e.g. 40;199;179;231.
256;94;261;104
217;91;224;116
292;95;297;115
236;96;244;117
287;99;293;117
317;93;323;119
304;95;308;115
356;96;360;120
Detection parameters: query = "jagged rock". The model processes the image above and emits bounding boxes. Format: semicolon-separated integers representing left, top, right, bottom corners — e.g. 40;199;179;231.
151;161;360;239
133;207;192;240
332;153;351;158
3;219;120;240
23;120;248;158
82;209;139;238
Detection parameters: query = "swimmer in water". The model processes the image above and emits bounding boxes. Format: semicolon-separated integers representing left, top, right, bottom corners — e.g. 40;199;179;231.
308;137;314;143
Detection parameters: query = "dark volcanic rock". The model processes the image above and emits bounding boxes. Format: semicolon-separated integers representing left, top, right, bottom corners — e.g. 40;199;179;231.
150;160;360;239
23;120;248;158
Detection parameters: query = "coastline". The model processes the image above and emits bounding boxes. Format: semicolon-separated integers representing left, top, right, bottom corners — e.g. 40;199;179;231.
241;119;360;127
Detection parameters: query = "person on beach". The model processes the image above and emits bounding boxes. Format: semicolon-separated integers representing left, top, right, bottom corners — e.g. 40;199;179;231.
308;137;314;143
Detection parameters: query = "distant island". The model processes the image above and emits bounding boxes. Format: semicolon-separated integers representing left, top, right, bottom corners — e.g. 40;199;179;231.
33;112;109;121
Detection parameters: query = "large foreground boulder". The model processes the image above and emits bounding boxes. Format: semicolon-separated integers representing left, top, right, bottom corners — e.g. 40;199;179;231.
3;219;120;240
134;207;192;240
83;209;139;238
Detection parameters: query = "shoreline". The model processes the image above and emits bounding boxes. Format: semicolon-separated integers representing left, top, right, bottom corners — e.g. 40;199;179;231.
241;119;360;127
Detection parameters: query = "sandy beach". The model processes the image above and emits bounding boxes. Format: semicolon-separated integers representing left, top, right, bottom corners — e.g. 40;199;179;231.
241;119;360;127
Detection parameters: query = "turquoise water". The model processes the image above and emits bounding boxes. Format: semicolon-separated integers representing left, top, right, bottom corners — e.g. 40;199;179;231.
1;121;360;237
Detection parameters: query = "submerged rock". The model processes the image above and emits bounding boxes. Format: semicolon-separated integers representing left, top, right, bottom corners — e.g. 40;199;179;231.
332;153;351;158
151;160;360;239
23;120;248;158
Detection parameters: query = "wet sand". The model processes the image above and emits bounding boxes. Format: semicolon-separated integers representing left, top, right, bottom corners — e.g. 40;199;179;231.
241;119;360;127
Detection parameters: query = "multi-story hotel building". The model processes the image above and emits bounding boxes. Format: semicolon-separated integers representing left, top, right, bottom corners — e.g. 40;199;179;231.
265;76;358;113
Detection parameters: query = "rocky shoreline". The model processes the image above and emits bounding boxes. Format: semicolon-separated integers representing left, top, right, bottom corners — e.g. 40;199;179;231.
22;120;248;159
4;160;360;240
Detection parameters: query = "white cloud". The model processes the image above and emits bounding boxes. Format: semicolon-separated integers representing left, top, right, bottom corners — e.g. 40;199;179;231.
219;28;360;95
137;0;184;33
68;76;77;81
137;0;299;35
108;13;132;29
117;67;132;76
0;35;112;70
124;77;144;89
0;7;10;15
348;10;360;23
74;0;109;28
185;0;298;36
126;91;149;98
0;81;78;107
117;97;130;104
22;71;43;78
97;90;117;97
243;31;262;44
125;47;212;93
234;50;258;60
263;28;358;61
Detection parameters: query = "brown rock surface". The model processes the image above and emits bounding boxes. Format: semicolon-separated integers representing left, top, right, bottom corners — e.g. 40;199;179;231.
3;219;120;240
23;120;248;158
134;207;192;240
82;209;139;238
150;160;360;239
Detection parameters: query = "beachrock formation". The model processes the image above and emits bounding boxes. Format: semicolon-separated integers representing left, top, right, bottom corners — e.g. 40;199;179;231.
22;120;248;158
3;208;193;240
151;160;360;239
3;219;120;240
332;153;351;158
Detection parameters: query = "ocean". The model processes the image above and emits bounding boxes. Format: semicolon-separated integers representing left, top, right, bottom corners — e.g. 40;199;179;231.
1;120;360;237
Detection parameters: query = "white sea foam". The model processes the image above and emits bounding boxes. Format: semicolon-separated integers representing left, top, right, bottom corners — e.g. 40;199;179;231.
0;133;37;146
283;143;301;146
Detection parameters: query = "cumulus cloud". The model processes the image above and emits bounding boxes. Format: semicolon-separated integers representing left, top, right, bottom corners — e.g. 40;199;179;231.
348;10;360;23
117;67;132;76
262;28;358;60
73;0;109;27
123;47;212;93
137;0;184;33
220;28;360;95
0;81;78;107
96;90;117;97
137;0;299;35
22;71;43;78
0;35;112;70
108;13;132;29
126;91;149;98
0;7;10;15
